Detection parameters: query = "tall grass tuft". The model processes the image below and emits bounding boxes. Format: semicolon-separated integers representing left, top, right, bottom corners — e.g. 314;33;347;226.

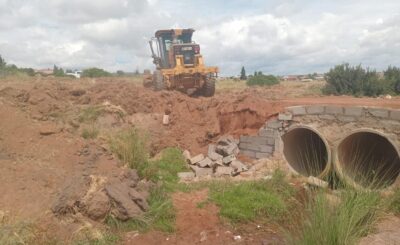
288;189;381;245
109;128;149;170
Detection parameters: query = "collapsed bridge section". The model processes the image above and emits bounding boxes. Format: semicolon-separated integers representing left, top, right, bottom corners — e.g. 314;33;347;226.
239;105;400;189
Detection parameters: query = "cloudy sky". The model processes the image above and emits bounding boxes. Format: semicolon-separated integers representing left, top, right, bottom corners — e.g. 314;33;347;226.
0;0;399;76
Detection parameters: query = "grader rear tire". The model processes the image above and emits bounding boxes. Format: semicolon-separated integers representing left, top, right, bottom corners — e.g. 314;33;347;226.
203;77;215;97
153;70;165;91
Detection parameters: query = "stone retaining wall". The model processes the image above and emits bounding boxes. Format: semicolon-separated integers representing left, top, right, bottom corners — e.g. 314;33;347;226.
239;105;400;159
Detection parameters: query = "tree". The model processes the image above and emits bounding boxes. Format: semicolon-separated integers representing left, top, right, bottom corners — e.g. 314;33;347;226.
0;55;6;68
240;66;247;80
81;67;111;78
53;65;65;77
134;67;140;75
116;70;125;76
247;74;279;86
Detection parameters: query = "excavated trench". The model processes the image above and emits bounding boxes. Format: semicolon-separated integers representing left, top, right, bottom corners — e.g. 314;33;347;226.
282;127;330;178
335;130;400;189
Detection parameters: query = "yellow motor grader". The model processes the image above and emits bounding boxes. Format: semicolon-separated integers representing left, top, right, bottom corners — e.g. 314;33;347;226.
143;29;218;96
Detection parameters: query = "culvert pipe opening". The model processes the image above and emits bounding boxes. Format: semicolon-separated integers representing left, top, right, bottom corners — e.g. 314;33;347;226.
336;131;400;189
282;127;330;178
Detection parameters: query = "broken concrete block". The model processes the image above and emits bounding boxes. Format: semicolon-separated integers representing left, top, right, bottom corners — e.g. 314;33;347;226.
190;165;213;177
278;112;293;121
198;157;213;168
266;120;282;129
214;166;233;177
306;176;328;188
178;172;195;181
214;159;224;166
230;160;248;173
189;154;204;165
258;128;277;137
286;106;306;115
222;155;236;165
208;144;223;161
182;150;191;162
216;144;238;157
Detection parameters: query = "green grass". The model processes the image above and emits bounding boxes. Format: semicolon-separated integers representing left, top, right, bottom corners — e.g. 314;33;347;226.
78;106;104;123
289;189;381;245
81;127;99;139
388;188;400;214
109;128;149;170
73;232;120;245
107;147;188;233
208;170;295;224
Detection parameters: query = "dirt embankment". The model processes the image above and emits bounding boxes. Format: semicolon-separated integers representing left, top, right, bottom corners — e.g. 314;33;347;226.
1;77;400;242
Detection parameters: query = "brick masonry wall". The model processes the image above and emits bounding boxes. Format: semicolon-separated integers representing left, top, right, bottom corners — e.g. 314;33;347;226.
239;105;400;159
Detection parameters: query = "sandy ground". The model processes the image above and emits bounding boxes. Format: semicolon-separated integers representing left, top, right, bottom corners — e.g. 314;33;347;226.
1;76;400;243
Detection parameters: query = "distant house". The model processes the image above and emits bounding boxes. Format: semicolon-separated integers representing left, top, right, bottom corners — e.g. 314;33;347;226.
283;75;299;81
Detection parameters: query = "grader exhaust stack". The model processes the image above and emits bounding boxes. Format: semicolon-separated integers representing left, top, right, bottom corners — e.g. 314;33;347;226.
144;28;218;97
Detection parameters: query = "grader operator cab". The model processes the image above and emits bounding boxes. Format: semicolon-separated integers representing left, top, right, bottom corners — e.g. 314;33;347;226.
144;29;218;97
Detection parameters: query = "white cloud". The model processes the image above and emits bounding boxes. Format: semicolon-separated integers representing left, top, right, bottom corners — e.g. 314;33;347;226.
0;0;398;75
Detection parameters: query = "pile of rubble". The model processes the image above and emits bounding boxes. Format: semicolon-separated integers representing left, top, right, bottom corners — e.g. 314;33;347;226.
180;136;249;181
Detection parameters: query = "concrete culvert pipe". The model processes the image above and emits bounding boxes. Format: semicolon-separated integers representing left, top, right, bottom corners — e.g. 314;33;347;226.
335;130;400;189
282;126;331;178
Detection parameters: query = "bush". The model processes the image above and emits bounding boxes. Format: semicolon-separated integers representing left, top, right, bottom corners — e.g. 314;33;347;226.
82;68;111;78
247;74;279;86
323;63;399;96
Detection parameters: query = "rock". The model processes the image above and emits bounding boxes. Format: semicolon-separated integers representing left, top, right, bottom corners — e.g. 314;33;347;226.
182;150;191;162
198;157;213;168
190;165;213;177
39;123;60;136
215;166;233;177
120;169;140;188
307;176;329;188
105;181;144;221
222;155;236;165
52;177;89;215
178;172;195;181
85;191;111;220
214;159;224;166
129;189;149;211
189;154;205;165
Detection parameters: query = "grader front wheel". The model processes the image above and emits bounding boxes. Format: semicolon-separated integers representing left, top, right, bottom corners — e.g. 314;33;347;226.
152;70;165;91
203;77;215;97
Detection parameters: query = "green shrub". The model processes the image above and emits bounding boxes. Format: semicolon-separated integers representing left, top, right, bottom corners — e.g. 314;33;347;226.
82;68;111;78
109;128;149;170
247;74;279;86
384;66;400;93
